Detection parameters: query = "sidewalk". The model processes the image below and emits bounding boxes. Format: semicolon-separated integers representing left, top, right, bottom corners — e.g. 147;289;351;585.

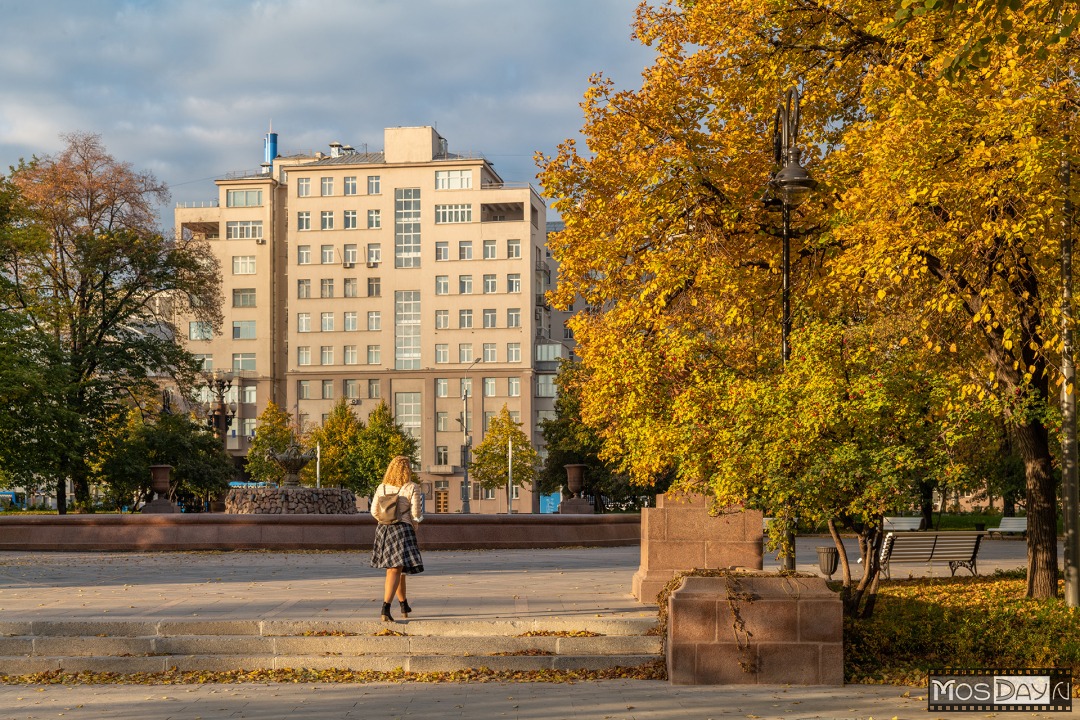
0;538;1061;720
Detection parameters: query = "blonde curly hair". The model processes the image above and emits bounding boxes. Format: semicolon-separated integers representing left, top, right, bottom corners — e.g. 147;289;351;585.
382;455;414;488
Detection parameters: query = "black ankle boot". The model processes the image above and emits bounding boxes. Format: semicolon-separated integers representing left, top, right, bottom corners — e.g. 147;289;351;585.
380;601;394;622
399;599;412;619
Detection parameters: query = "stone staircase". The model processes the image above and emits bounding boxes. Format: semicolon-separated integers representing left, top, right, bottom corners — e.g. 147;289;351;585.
0;617;661;675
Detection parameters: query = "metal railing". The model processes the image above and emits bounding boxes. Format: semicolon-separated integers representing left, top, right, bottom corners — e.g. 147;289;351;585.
175;200;220;209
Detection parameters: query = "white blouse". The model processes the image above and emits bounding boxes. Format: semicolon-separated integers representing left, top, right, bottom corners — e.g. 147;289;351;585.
371;482;425;525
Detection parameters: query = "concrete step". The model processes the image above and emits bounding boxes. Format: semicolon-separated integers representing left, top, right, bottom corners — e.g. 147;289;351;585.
0;617;662;675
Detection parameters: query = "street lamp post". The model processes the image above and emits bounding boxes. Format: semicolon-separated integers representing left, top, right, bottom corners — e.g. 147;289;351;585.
458;358;482;514
203;370;238;451
769;86;817;573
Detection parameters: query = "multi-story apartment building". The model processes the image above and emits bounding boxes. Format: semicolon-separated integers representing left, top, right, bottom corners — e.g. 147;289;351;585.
175;126;573;513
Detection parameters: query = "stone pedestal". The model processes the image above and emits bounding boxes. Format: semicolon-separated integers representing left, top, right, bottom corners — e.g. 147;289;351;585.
631;493;762;603
667;575;843;685
557;497;594;514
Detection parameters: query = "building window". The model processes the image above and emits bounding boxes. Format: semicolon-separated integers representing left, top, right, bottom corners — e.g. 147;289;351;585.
435;344;449;363
226;220;263;240
297;380;311;399
460;377;473;398
321;177;334;196
459;241;473;260
395;188;421;268
564;325;575;340
435;242;449;261
188;321;213;341
344;176;357;196
344;210;357;229
297;212;311;231
483;274;497;294
436;378;449;397
483;411;495;431
321;279;334;298
344;278;358;297
483;239;497;259
435;275;449;295
367;243;382;264
437;412;449;431
297;178;311;197
479;309;494;328
435;169;473;190
193;354;213;371
368;311;381;331
507;343;521;362
297;279;311;299
226;189;262;207
297;346;311;365
508;377;520;397
343;244;358;264
321;245;335;264
507;308;521;328
508;274;521;293
345;311;358;331
459;309;473;329
435;204;472;224
344;345;358;364
435;310;449;329
459;343;473;363
232;320;256;340
297;245;311;264
483;343;497;362
321;312;334;332
483;378;496;397
368;175;381;194
436;445;449;464
232;256;256;274
368;379;381;399
232;353;256;371
507;239;521;259
368;277;381;297
321;211;334;231
459;275;472;294
242;384;256;404
344;379;358;398
395;290;421;370
395;392;421;444
537;374;557;397
368;209;381;229
367;345;381;364
297;313;311;333
321;346;334;365
233;288;256;307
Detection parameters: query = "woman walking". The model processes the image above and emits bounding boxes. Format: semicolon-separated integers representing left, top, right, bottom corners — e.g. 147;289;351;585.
370;455;424;622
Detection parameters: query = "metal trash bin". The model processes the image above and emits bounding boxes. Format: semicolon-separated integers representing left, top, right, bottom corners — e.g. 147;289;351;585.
816;545;839;580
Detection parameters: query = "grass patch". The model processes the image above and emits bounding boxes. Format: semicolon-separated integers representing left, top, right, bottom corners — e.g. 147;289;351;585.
847;569;1080;690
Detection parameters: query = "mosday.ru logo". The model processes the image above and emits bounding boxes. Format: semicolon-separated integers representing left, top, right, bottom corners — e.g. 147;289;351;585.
928;670;1072;713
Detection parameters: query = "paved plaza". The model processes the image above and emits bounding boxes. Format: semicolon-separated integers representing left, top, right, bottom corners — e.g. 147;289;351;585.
0;536;1069;719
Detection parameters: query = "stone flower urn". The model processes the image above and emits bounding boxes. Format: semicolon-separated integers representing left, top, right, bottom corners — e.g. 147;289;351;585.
267;441;316;487
560;464;593;514
142;464;179;513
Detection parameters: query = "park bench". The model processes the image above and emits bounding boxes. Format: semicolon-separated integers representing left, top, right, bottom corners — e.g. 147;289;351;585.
879;531;984;579
987;516;1027;539
883;516;923;532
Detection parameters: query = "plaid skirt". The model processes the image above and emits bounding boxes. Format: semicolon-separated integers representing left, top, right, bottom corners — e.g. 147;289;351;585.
370;522;425;574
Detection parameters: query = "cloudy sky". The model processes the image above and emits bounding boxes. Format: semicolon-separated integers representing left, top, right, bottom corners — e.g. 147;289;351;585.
0;0;655;225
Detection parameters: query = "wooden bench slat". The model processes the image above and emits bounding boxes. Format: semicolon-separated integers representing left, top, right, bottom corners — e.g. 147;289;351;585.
879;532;983;579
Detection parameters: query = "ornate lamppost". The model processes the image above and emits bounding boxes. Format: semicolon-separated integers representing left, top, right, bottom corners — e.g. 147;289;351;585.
202;370;238;450
768;86;817;572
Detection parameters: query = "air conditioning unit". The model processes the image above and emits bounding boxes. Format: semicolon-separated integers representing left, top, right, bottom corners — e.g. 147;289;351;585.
343;261;355;269
366;261;379;268
255;238;266;245
349;398;362;406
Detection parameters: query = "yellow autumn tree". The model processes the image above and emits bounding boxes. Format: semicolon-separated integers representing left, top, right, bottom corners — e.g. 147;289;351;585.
538;0;1078;599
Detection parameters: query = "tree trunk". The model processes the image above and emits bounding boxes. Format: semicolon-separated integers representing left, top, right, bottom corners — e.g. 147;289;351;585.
55;477;66;515
1012;419;1060;599
918;480;935;530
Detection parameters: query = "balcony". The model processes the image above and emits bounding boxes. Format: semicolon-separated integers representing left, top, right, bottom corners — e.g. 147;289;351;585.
427;465;462;476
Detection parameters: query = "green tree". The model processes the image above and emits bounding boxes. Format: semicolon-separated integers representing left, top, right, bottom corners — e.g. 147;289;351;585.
471;405;540;509
352;401;419;497
302;399;365;490
1;133;222;512
245;401;294;484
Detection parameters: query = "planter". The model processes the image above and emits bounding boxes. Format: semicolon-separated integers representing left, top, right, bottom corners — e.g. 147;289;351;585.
816;545;839;580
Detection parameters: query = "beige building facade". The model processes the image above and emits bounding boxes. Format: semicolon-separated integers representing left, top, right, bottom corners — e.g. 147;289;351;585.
176;127;572;513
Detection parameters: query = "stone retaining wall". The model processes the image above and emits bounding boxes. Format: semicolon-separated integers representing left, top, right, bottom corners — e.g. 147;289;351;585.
667;575;843;685
0;513;640;551
225;487;357;514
